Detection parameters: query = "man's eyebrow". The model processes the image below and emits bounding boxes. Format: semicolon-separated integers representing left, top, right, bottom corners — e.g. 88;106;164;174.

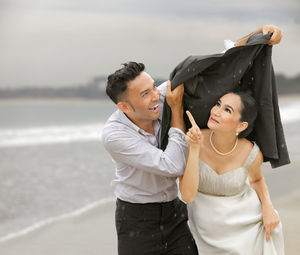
140;89;149;95
140;82;156;95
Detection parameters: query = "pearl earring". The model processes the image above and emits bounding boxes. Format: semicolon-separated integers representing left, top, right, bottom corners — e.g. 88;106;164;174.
236;132;239;136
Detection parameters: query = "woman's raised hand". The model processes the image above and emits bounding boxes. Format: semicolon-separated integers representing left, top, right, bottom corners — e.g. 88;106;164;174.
185;111;203;148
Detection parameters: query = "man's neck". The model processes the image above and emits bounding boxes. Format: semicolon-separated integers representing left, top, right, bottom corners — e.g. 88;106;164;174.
125;113;155;135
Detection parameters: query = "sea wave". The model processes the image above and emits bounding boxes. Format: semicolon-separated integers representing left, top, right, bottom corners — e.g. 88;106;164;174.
0;102;300;147
0;123;104;147
279;101;300;124
0;197;115;243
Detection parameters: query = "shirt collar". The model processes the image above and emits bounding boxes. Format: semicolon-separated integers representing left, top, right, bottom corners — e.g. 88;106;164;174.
117;109;140;132
117;109;160;136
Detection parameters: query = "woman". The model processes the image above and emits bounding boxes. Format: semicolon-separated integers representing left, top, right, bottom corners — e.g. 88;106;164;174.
180;91;284;254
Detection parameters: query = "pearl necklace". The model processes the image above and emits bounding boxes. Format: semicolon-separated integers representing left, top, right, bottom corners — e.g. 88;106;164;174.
209;131;238;156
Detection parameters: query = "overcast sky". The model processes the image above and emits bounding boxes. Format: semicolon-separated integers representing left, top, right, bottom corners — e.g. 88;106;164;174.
0;0;299;88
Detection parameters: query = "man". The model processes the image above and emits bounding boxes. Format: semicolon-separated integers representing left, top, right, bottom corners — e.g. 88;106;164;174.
103;62;194;255
102;24;282;255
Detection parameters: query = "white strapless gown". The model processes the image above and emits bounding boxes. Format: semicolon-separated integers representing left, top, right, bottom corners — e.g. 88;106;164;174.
187;143;284;255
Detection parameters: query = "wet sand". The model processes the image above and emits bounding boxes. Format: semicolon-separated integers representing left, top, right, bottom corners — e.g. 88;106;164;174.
0;161;299;255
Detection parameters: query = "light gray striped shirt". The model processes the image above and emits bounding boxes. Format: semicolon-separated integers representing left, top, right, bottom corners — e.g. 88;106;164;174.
102;82;188;203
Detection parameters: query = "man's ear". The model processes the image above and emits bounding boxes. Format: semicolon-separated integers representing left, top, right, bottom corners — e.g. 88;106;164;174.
117;101;131;113
237;121;248;133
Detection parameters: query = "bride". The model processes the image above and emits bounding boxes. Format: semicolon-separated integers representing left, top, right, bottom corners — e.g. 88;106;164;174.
180;91;284;254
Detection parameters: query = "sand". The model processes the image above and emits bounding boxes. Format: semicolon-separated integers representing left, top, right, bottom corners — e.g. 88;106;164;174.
274;190;300;255
0;200;117;255
0;162;300;255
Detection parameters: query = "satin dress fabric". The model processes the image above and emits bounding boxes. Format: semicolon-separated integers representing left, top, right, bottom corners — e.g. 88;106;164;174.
187;143;284;254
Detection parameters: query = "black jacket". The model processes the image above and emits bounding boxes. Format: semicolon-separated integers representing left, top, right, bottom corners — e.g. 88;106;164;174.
160;33;290;168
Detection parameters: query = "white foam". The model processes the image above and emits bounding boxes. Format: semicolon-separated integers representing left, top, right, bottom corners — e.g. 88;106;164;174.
0;196;115;243
0;102;299;148
0;123;104;147
279;101;300;124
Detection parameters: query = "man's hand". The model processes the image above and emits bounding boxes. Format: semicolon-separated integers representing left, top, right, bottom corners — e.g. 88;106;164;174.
166;81;184;110
234;24;282;47
262;24;282;45
166;81;185;132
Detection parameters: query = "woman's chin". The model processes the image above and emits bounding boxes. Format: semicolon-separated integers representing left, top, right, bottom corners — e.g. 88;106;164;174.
207;120;217;130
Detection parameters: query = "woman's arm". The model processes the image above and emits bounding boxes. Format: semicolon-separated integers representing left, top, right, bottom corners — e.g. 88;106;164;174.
248;149;280;242
179;146;200;203
179;111;203;203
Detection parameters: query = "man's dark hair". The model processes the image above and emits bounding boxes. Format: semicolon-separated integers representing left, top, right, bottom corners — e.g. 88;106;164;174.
231;91;258;138
106;62;145;104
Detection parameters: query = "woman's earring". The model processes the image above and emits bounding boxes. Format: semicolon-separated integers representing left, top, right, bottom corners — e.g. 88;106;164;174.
236;132;239;136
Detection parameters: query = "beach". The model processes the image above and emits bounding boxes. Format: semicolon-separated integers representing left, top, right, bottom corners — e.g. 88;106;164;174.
0;199;117;255
0;97;299;255
1;1;299;253
0;161;299;255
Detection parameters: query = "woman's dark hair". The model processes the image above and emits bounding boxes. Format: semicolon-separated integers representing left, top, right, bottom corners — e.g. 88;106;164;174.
230;91;258;138
106;62;145;104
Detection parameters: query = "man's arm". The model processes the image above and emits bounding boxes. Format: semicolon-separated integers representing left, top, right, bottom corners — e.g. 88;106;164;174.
234;24;282;47
103;128;187;177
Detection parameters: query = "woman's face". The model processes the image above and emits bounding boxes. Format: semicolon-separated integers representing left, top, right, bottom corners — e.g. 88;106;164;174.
207;93;246;134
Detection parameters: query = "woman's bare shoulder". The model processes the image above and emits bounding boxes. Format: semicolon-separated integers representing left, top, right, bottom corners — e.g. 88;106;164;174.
240;139;264;168
239;138;255;150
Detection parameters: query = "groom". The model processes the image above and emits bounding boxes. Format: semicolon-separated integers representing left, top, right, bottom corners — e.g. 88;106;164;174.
102;24;282;255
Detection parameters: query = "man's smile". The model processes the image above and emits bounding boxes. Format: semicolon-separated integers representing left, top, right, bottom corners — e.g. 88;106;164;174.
149;104;159;113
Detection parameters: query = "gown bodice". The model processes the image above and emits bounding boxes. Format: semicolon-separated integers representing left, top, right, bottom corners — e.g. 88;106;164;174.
197;143;259;196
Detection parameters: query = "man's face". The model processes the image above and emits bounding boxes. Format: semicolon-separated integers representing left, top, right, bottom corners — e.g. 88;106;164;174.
123;71;160;124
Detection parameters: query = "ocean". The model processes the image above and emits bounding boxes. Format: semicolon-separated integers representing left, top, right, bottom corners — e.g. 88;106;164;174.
0;98;300;242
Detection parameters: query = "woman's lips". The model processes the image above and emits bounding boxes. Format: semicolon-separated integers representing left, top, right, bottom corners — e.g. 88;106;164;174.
210;117;219;124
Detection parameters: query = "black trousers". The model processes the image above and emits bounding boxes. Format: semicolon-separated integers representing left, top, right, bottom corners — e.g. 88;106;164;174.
115;198;198;255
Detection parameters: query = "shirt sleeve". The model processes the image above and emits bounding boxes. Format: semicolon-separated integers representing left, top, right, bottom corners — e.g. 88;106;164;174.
158;81;167;96
221;39;235;53
103;126;188;177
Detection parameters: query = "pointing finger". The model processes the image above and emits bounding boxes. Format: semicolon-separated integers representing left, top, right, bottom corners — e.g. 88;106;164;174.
186;110;198;128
